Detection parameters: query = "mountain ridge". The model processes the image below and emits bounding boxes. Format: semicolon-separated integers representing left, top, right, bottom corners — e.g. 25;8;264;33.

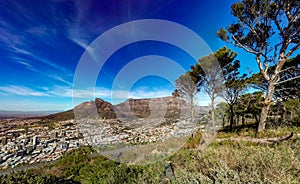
42;96;209;121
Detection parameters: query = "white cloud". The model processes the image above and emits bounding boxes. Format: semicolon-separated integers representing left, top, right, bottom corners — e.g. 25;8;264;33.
14;60;33;68
128;88;173;99
11;47;71;75
0;85;49;97
0;84;173;100
0;4;73;86
0;84;214;108
52;76;73;86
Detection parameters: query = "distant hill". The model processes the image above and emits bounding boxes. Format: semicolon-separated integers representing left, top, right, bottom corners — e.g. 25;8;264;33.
0;110;61;119
41;109;74;121
42;96;209;121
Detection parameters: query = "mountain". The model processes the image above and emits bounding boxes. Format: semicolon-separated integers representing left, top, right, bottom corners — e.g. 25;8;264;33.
41;109;74;121
73;98;116;119
43;96;208;121
0;110;61;119
113;96;189;119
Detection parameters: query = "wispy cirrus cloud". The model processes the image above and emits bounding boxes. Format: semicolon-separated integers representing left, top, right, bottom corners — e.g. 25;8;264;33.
0;85;49;97
65;0;105;49
50;85;174;100
0;84;215;107
0;84;173;101
0;1;76;87
7;53;72;86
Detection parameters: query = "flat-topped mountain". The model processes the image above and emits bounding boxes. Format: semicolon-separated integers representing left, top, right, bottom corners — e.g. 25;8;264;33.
114;96;189;119
43;96;208;121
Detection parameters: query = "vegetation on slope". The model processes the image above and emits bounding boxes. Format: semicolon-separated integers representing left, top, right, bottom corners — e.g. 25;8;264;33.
1;125;299;183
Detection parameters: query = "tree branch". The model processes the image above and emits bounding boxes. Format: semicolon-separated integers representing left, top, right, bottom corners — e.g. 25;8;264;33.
279;66;297;73
275;75;300;85
231;35;259;55
274;9;284;36
286;44;300;58
256;55;270;80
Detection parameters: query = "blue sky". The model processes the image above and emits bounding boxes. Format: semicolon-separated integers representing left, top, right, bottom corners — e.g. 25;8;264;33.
0;0;260;111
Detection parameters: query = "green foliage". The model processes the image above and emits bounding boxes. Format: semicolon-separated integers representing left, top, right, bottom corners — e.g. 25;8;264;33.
175;73;198;103
0;171;73;184
189;46;247;131
77;159;145;184
53;146;92;179
283;97;300;114
218;0;300;50
182;131;202;150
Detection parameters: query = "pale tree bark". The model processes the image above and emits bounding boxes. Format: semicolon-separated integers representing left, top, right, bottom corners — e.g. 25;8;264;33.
211;90;216;136
229;104;234;130
191;95;195;124
258;80;276;131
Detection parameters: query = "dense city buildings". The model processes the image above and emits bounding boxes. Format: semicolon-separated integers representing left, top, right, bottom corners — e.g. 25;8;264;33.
0;114;210;170
0;119;83;169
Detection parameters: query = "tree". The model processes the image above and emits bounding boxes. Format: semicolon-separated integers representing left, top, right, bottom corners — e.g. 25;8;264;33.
216;48;247;129
215;102;229;127
175;73;198;123
237;92;265;125
282;98;300;124
249;55;300;100
190;47;241;134
217;0;300;131
190;56;222;135
223;78;247;129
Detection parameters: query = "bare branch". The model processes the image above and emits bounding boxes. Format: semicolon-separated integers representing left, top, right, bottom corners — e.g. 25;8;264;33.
275;87;296;92
272;42;282;63
274;11;284;36
243;17;261;41
286;44;300;58
275;75;300;85
231;35;259;55
279;66;297;73
289;26;300;43
256;55;270;80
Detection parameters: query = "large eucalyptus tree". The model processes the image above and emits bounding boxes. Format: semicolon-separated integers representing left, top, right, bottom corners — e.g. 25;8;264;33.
217;0;300;131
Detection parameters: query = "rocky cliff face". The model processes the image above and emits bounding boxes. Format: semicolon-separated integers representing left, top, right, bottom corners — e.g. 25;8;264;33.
95;98;117;119
114;96;190;119
73;98;116;119
73;96;191;119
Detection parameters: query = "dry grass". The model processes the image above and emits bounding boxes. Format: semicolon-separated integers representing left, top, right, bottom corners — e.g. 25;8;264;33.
9;126;299;183
168;126;300;183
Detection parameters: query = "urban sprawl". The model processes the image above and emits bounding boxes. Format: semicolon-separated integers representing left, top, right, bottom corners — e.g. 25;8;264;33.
0;116;209;170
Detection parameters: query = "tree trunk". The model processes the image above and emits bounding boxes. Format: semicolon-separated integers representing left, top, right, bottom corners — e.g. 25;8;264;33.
258;81;276;132
242;114;245;126
283;104;286;123
222;115;225;127
211;93;216;136
191;97;195;124
254;114;258;123
229;104;234;130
